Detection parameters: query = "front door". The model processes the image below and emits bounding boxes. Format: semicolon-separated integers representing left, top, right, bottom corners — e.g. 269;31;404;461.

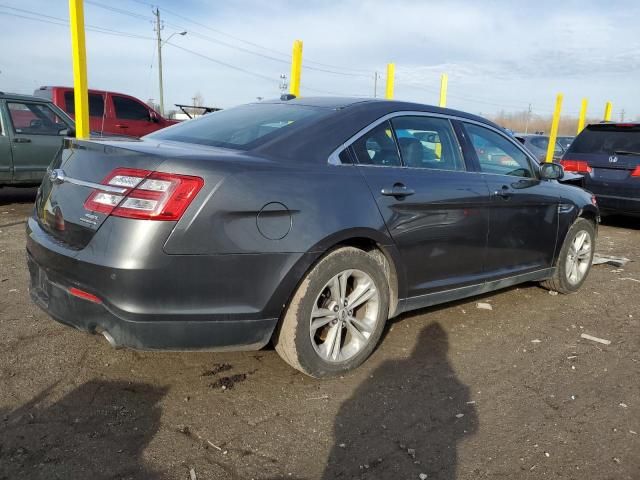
462;122;559;278
352;116;490;299
6;101;71;183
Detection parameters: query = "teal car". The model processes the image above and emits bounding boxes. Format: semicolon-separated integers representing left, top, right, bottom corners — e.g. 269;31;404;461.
0;92;75;187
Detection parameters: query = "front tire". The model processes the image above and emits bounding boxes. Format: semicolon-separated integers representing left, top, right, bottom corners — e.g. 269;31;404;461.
541;218;596;294
274;247;390;378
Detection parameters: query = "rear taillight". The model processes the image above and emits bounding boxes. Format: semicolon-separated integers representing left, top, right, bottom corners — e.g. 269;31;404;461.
560;159;592;174
84;168;204;220
632;166;640;177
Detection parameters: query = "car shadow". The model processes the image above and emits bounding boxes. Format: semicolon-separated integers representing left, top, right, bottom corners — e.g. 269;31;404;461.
0;380;166;479
0;186;38;206
323;322;478;479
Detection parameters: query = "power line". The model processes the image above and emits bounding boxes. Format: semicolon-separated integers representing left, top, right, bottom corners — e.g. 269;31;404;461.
126;0;374;76
165;42;277;84
0;6;153;40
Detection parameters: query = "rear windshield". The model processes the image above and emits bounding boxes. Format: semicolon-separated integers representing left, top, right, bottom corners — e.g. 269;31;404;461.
148;103;324;149
568;125;640;155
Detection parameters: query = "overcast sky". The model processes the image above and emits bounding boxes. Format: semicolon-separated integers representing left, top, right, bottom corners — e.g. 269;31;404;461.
1;0;638;119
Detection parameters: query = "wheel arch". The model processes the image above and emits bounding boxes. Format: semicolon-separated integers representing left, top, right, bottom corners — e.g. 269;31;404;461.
267;228;405;341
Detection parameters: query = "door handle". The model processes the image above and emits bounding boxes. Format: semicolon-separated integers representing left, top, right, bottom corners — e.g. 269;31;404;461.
381;183;415;198
493;185;512;199
13;137;31;143
115;124;129;128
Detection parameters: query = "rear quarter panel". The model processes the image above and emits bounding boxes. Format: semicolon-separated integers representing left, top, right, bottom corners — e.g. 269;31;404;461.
162;159;393;255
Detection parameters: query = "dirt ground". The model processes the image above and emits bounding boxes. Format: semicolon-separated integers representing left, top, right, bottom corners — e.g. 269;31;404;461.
1;186;638;480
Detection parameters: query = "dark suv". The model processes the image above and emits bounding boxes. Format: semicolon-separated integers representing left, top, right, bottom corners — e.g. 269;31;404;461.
561;123;640;216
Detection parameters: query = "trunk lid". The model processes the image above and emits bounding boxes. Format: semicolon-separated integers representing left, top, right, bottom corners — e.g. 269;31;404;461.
35;138;170;249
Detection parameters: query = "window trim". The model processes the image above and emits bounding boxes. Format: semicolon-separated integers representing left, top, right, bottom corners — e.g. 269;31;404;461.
329;111;536;175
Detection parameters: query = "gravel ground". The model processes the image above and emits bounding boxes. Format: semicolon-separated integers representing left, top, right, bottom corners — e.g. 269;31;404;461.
1;187;638;480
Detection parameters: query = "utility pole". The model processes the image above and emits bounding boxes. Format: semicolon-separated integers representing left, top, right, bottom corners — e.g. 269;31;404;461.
373;71;379;98
524;103;532;135
620;109;626;122
154;7;164;116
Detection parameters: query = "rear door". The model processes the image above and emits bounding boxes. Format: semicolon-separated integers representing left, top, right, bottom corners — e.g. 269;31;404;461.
112;95;157;137
62;90;108;135
461;122;559;277
6;100;72;183
351;115;490;299
564;124;640;212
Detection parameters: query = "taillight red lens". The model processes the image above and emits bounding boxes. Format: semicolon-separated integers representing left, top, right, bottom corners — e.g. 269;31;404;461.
632;166;640;177
84;168;203;220
560;159;592;173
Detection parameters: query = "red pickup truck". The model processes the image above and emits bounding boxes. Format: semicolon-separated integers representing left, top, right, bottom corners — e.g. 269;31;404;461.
34;86;178;137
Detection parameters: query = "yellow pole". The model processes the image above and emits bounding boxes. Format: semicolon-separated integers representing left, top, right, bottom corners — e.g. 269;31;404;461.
577;98;588;134
439;73;448;108
289;40;303;97
545;93;563;163
603;101;612;121
385;63;395;99
69;0;90;139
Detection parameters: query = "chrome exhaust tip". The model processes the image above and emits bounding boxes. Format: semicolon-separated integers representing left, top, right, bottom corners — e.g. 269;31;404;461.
100;330;119;349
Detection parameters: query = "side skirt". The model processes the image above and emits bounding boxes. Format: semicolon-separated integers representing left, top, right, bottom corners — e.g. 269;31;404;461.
401;268;555;313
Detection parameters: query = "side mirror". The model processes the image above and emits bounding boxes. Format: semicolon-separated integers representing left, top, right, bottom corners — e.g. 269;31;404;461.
540;162;564;180
149;111;160;123
58;127;76;137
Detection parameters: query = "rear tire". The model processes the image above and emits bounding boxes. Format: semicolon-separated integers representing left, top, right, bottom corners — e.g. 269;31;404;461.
541;218;595;294
274;247;390;378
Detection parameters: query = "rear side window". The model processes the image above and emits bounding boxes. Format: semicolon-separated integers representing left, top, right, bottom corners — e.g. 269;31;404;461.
465;123;534;177
149;103;324;149
351;121;402;166
63;91;105;117
113;96;150;121
569;125;640;155
391;116;464;171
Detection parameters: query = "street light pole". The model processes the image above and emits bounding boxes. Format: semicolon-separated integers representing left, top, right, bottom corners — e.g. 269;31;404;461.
154;8;164;116
153;7;186;117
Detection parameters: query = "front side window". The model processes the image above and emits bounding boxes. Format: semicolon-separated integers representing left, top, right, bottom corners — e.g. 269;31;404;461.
351;121;401;166
391;116;464;171
465;123;534;177
7;102;71;135
149;103;324;149
113;96;151;121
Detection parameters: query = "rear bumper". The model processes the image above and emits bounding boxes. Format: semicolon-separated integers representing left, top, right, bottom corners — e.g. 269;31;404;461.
26;216;311;351
28;253;276;350
583;178;640;216
591;193;640;216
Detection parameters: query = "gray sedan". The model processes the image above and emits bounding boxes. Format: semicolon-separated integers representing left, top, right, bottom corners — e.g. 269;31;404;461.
515;134;566;163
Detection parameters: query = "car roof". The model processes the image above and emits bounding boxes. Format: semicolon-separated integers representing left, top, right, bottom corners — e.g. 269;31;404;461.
36;86;138;98
258;96;498;127
0;91;53;103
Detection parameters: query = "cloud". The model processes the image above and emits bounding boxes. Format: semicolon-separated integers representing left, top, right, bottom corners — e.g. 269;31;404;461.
1;0;638;117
